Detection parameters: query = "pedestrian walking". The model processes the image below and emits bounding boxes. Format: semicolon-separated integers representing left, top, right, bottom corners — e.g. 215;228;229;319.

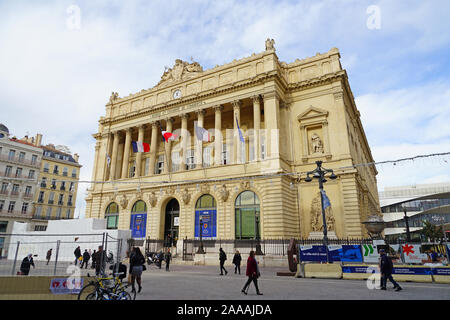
233;250;242;274
165;248;172;271
74;246;82;265
219;247;228;275
129;247;145;293
94;246;106;276
157;250;164;269
20;254;35;276
241;250;263;295
81;249;91;269
379;249;402;291
46;249;52;265
91;250;97;270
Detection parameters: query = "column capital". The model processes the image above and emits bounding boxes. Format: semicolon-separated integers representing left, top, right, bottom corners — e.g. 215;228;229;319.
232;100;242;110
262;91;280;101
214;105;224;112
180;113;190;120
151;121;161;128
138;123;147;130
197;109;206;117
165;117;175;124
252;95;262;104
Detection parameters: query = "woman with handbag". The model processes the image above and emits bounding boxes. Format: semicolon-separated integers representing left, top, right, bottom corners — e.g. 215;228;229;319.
129;247;145;293
241;250;263;295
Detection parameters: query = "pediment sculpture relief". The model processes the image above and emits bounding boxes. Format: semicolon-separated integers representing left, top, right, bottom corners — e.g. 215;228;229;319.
311;133;324;154
157;59;203;87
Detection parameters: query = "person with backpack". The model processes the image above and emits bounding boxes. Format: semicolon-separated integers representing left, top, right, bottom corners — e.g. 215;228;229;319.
379;249;402;291
219;248;228;275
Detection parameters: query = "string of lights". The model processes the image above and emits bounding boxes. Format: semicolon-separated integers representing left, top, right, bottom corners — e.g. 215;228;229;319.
2;151;449;190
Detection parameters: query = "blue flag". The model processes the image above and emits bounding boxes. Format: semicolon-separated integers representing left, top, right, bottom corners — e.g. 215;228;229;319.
321;190;331;209
236;117;245;143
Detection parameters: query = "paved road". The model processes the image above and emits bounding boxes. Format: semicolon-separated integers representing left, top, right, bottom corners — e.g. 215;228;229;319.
133;264;450;300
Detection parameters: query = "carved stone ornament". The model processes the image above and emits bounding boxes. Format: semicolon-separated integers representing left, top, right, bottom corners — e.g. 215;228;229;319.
311;133;324;154
218;184;229;202
148;192;157;207
109;92;119;104
265;38;275;51
119;194;128;210
240;181;250;190
166;186;176;196
200;184;210;194
157;59;203;87
310;192;335;232
181;188;191;205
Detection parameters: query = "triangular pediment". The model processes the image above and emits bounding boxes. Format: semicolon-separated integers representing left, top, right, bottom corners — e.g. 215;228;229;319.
297;106;328;121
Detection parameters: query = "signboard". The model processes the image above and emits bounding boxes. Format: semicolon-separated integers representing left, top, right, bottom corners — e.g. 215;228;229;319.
392;267;432;276
130;213;147;239
431;267;450;276
299;245;363;263
174;217;179;227
402;244;427;264
342;265;375;274
50;278;83;295
338;245;364;262
299;245;329;262
195;210;217;238
362;244;379;263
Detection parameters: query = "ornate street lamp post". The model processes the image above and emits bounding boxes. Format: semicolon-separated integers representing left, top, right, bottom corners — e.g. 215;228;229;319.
197;216;205;254
255;215;263;255
304;160;337;263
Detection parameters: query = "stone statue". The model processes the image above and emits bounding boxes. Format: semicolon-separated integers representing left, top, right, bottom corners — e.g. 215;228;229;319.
218;184;229;202
119;194;128;210
109;92;119;104
310;192;335;232
311;133;324;154
148;192;157;207
182;188;191;205
265;38;275;51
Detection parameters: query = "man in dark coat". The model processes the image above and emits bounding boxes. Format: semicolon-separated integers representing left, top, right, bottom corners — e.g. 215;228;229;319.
233;250;242;274
46;249;52;265
379;249;402;291
164;248;172;272
91;250;97;269
219;248;228;275
74;246;81;265
241;250;262;295
94;246;106;276
20;254;35;275
81;249;91;269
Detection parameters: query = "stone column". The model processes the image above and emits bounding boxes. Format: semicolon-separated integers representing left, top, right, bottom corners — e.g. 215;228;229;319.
252;96;261;161
109;131;120;181
196;109;206;168
121;128;132;179
263;92;280;161
135;125;145;177
233;100;242;164
164;118;174;174
214;105;223;166
180;114;189;171
149;122;159;175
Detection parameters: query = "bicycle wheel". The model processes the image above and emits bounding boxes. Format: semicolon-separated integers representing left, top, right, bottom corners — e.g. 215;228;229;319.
77;283;98;300
118;281;136;300
116;290;132;300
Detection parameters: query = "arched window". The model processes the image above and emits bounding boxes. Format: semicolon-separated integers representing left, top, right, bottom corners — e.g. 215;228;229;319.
105;202;119;229
131;200;147;213
235;191;260;239
195;194;217;238
130;200;147;239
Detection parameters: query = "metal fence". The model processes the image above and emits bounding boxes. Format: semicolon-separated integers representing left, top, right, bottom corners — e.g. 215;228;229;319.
0;232;126;277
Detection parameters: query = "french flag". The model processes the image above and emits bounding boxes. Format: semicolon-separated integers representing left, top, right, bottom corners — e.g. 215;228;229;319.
162;131;178;142
132;141;150;152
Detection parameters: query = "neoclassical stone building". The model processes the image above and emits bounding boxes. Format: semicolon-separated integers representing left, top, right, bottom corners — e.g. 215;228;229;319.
85;41;381;249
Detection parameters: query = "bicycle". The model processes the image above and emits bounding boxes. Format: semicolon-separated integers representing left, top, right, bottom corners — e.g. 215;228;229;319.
77;272;136;300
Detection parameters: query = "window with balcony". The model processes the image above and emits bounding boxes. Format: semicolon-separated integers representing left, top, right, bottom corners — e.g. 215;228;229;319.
51;179;56;189
67;195;73;206
171;151;180;172
0;201;4;213
202;147;211;168
38;191;44;203
53;165;59;174
24;186;32;197
60;181;66;191
15;167;22;178
21;203;28;214
5;166;12;177
31;154;38;165
28;170;35;179
222;143;229;165
8;150;15;161
18;152;25;163
7;201;15;213
11;184;19;196
186;149;195;170
63;167;68;177
0;183;8;195
72;168;77;178
48;192;54;205
43;163;49;173
40;177;47;188
155;154;164;174
58;194;64;206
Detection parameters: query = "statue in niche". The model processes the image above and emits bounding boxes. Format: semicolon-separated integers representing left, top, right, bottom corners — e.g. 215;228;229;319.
310;192;335;232
265;38;275;51
311;133;324;154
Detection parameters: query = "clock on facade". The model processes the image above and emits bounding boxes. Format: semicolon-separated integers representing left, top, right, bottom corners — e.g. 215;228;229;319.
173;89;182;99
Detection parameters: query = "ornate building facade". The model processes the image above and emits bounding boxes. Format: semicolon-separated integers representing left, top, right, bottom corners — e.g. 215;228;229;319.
85;41;381;248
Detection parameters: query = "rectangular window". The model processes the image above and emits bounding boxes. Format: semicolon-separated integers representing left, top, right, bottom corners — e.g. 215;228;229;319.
48;192;54;204
15;167;22;178
260;133;266;160
1;183;8;194
8;201;15;213
35;206;42;218
66;208;71;219
69;182;74;192
0;200;4;212
0;221;7;232
28;170;35;179
46;207;52;218
25;186;32;196
240;140;246;164
34;225;47;231
222;143;229;165
129;161;136;178
171;151;180;172
249;134;255;162
38;191;44;203
68;195;73;206
31;155;38;165
18;152;25;162
63;167;68;176
202;147;211;168
51;179;56;189
41;177;47;188
186;149;195;170
155;154;164;174
60;181;66;191
106;215;119;229
8;150;15;160
5;166;12;177
144;157;150;176
11;184;19;195
56;207;62;218
53;165;59;174
21;203;28;214
72;169;77;178
58;194;64;205
43;163;49;173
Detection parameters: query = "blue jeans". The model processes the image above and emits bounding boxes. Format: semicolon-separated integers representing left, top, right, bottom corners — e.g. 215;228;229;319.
381;273;400;289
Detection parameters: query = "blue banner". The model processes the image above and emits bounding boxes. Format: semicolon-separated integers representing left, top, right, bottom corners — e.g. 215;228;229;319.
431;267;450;276
130;213;147;238
195;210;216;238
392;267;433;276
299;245;363;263
342;266;375;274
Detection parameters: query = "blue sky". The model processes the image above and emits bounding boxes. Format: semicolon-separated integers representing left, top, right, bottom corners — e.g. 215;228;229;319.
1;0;449;217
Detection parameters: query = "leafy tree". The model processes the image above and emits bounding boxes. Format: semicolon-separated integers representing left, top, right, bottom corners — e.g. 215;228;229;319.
420;220;443;242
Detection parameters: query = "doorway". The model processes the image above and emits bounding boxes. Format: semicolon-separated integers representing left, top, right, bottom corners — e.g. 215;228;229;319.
164;198;179;247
